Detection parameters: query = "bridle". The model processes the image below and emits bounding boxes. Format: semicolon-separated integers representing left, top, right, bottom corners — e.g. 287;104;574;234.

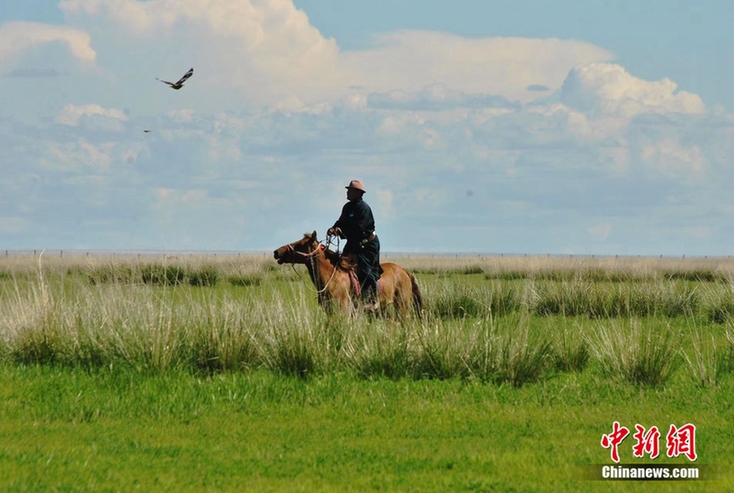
284;236;340;294
283;242;325;259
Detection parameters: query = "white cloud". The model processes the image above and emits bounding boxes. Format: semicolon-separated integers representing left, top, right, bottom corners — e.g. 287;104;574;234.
345;32;614;104
213;113;247;134
3;2;733;255
640;138;706;176
205;134;243;164
61;0;342;104
2;92;733;253
168;109;195;123
598;145;631;173
60;0;614;108
0;21;96;67
561;63;706;118
42;140;116;173
57;104;127;126
376;114;425;136
367;84;519;111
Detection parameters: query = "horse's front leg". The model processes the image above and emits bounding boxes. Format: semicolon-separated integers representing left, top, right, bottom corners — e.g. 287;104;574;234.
317;292;328;307
338;292;352;313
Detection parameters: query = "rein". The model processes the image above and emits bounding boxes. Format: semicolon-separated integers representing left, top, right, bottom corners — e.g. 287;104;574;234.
286;239;339;294
284;242;325;258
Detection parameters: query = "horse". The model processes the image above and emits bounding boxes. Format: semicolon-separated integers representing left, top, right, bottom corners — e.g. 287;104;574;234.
273;231;422;318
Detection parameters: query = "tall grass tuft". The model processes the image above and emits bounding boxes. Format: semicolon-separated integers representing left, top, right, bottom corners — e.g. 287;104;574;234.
2;265;258;372
532;280;699;319
86;264;138;285
412;322;473;380
465;316;552;387
187;265;219;287
586;320;680;387
186;300;258;374
340;316;552;386
429;283;522;319
255;294;330;378
665;270;726;283
141;264;186;286
549;322;590;372
492;318;552;387
3;254;66;365
462;265;484;275
341;321;412;380
8;252;734;387
226;274;262;287
683;329;722;388
706;296;734;324
720;325;734;374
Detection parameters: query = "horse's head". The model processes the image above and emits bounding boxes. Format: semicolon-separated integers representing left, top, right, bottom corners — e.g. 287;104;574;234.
273;231;323;264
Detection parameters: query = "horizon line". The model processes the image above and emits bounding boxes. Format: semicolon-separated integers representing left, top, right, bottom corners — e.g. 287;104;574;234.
1;248;730;260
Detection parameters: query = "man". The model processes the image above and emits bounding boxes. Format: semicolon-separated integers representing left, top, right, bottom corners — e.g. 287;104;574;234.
327;180;381;309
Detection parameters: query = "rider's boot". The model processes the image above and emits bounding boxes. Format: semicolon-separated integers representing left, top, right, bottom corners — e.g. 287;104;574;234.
362;282;380;312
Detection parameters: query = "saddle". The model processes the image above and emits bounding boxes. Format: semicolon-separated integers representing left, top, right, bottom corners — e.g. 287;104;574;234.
338;254;380;298
337;254;362;297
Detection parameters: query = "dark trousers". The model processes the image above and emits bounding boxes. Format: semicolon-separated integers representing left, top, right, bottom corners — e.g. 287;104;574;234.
344;236;381;301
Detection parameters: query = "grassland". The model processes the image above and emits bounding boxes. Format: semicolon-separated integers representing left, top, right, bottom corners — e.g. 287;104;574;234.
1;252;733;491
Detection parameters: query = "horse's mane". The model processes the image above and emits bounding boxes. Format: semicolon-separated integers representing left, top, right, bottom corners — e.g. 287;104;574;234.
302;233;355;271
323;247;356;272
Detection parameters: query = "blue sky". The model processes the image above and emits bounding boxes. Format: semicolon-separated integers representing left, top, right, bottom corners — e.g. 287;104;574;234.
1;0;733;255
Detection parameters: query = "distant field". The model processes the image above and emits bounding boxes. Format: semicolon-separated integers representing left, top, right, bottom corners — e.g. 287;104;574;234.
1;253;732;491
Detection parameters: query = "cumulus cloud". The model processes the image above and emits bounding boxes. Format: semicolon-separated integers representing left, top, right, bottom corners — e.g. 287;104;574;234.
59;0;614;108
61;0;343;104
3;1;732;254
42;140;116;173
640;138;706;176
561;63;706;118
345;32;615;104
2;89;733;253
57;104;127;126
0;21;96;67
527;85;550;92
367;84;520;112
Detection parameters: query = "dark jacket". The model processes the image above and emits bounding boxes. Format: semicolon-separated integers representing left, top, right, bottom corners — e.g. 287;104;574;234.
332;198;381;286
333;198;375;247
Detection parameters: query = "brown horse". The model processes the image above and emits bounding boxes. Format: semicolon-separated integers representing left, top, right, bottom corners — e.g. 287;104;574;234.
273;231;422;318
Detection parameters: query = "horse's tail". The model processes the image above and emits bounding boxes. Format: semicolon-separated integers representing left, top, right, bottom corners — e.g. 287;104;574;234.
409;272;423;318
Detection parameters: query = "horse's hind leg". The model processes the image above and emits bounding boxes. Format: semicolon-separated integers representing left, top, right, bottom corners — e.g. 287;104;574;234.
398;280;417;319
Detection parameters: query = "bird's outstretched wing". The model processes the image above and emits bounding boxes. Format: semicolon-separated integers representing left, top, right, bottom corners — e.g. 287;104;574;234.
155;68;194;89
156;77;175;87
175;68;194;86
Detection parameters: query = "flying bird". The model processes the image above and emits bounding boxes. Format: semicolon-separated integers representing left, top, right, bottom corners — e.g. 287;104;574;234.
156;67;193;90
143;129;151;133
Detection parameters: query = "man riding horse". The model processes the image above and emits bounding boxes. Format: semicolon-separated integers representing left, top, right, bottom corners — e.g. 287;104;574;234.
327;180;382;310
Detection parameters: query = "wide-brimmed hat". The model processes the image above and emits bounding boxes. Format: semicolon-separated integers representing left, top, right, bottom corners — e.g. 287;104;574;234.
346;180;366;193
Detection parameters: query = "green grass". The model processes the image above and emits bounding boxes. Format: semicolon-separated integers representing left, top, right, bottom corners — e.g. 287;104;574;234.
586;320;681;387
0;365;732;492
2;254;734;491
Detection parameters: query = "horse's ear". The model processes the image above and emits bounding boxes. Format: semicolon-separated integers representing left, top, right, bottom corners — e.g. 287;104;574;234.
311;230;318;241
